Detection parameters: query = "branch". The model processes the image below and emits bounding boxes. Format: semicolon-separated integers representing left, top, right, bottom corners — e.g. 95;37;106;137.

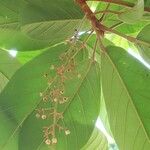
75;0;105;36
89;0;150;12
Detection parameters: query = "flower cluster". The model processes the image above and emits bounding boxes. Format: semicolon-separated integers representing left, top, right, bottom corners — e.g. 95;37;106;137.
35;46;81;146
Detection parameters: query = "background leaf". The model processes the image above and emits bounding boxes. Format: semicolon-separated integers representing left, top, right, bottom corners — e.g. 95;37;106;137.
0;0;51;51
21;0;84;44
118;0;144;24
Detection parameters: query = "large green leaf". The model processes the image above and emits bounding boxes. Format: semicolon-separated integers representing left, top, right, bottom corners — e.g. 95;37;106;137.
0;43;100;149
0;112;19;150
101;46;150;150
118;0;144;24
0;49;20;150
21;0;84;44
136;24;150;64
19;61;100;149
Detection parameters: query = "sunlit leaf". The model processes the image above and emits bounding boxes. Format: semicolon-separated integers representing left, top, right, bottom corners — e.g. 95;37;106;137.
136;24;150;64
81;128;108;150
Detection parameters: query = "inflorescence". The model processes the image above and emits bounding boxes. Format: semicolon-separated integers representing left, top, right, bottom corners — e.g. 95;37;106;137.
35;31;84;146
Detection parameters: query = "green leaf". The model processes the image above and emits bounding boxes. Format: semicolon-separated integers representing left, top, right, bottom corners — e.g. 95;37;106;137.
81;128;108;150
144;0;150;7
0;73;8;93
0;1;51;51
0;29;51;51
118;0;144;24
0;49;20;149
16;49;45;64
0;50;20;92
99;93;112;137
0;112;19;150
115;21;149;34
136;24;150;64
101;46;150;150
21;0;84;43
0;0;21;24
0;43;100;149
19;61;100;150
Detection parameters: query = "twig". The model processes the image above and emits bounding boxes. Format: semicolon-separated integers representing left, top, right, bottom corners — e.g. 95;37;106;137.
99;3;111;22
92;39;98;61
110;21;123;29
83;29;94;44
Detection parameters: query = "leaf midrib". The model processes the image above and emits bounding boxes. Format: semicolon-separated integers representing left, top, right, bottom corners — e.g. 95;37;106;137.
22;18;82;27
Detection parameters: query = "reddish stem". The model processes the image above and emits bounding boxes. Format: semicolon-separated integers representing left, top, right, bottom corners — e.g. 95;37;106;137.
75;0;105;36
76;0;150;47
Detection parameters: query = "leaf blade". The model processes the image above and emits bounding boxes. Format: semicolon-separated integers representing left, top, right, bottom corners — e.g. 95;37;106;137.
101;46;150;150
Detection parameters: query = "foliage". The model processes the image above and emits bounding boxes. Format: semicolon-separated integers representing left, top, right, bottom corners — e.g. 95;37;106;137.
0;0;150;150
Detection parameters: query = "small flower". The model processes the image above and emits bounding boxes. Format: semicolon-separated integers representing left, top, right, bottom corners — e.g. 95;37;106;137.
41;115;47;120
65;130;70;135
60;90;64;94
63;97;68;102
52;137;57;144
43;96;48;102
35;113;40;118
53;98;58;102
45;139;51;145
66;68;71;72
